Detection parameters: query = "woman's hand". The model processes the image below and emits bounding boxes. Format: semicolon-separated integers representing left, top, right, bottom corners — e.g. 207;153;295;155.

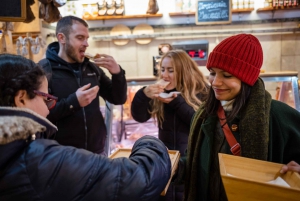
143;84;164;99
155;93;178;103
280;161;300;174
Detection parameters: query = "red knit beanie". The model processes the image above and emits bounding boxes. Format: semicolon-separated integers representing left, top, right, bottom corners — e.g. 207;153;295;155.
206;34;263;86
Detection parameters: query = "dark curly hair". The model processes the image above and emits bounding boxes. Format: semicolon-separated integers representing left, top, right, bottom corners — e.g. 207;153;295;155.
0;54;46;107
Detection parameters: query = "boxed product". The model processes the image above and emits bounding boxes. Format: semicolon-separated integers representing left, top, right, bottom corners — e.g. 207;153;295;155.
218;153;300;201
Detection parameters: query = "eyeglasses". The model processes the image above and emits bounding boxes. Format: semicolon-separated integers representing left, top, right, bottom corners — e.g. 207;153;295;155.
33;90;58;110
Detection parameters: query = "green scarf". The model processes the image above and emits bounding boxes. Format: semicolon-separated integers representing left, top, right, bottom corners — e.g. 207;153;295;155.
183;78;272;201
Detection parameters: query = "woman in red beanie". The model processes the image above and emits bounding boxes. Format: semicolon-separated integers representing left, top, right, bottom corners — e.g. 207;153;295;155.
175;34;300;201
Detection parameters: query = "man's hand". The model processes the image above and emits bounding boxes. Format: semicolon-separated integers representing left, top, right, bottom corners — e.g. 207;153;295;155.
76;83;99;107
93;54;120;74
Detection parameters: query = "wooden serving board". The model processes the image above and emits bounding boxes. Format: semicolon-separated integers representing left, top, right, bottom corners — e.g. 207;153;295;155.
110;24;131;46
109;148;180;196
132;23;154;45
219;153;300;201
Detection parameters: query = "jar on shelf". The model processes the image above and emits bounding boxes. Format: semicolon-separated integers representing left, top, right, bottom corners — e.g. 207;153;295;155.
90;3;99;18
249;0;254;8
232;0;238;9
264;0;270;7
238;0;244;9
244;0;250;8
82;4;92;19
175;0;183;12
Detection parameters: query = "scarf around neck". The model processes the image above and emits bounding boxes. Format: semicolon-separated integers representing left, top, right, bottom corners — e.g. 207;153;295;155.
183;78;272;201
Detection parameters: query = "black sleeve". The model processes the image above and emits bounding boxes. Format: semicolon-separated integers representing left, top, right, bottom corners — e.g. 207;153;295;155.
131;87;152;123
98;65;127;105
47;92;81;123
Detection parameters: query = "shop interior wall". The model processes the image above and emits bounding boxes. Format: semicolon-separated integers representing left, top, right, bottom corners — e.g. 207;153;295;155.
37;0;300;77
37;0;300;105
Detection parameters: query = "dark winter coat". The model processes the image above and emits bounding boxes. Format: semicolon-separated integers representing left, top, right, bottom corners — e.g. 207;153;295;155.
0;107;171;201
40;42;127;153
131;87;204;201
179;78;300;201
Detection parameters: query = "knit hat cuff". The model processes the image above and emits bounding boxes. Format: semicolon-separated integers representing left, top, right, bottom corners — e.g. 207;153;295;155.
207;51;260;86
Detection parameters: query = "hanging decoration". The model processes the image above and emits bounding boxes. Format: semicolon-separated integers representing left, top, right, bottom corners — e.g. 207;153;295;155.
0;22;14;53
15;35;46;56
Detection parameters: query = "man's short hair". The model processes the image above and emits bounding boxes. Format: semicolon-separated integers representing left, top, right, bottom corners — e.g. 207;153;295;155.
56;16;89;39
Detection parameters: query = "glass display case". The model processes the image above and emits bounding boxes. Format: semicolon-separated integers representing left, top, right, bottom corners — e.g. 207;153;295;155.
260;71;300;111
103;72;300;155
104;77;157;155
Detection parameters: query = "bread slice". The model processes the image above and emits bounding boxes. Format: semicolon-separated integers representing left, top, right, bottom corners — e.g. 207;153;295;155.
156;79;170;88
84;52;95;60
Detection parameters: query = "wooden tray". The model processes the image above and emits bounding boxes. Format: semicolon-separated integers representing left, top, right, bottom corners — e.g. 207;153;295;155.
219;153;300;201
109;148;180;196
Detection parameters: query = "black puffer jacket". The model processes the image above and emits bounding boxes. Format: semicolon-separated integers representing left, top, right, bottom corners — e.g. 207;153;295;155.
40;42;127;153
0;107;171;201
131;88;203;201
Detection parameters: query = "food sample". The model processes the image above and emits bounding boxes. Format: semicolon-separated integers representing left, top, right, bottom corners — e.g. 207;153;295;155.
159;91;181;99
84;52;96;60
156;79;170;88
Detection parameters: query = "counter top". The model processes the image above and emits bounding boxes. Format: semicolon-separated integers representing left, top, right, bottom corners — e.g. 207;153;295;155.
259;71;298;77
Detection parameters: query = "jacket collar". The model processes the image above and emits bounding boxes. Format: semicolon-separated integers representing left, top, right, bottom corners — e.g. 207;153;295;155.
0;107;57;145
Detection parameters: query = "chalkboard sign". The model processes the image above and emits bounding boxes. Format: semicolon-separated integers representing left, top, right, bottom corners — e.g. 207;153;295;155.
0;0;26;22
195;0;232;25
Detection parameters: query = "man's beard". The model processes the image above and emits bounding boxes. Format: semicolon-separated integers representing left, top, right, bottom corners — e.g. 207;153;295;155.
65;40;84;63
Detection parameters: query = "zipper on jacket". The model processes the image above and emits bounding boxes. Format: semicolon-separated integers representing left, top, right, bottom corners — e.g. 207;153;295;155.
50;63;89;148
79;63;89;150
173;115;176;150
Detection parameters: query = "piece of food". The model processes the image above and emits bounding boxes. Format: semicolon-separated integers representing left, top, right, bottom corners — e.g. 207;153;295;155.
156;79;170;88
84;52;96;60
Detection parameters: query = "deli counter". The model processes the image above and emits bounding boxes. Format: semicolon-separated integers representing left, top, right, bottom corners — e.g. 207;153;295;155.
103;71;300;155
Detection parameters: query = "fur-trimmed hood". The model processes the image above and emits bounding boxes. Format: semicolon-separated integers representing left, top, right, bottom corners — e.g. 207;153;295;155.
0;107;57;145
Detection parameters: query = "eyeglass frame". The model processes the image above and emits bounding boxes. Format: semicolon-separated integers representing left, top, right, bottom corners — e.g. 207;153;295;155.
33;90;58;110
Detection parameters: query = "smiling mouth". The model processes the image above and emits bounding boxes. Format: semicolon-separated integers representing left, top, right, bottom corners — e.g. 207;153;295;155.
214;88;228;93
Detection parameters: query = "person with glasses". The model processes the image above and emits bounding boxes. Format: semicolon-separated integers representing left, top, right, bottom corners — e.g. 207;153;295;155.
0;54;171;201
33;90;58;110
38;15;127;155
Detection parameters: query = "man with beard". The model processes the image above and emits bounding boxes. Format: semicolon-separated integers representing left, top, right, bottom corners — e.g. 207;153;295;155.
39;16;127;155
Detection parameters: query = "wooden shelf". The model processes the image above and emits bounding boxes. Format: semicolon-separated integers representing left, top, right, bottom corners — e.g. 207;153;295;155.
257;6;300;11
169;12;195;16
168;8;254;16
232;8;254;13
83;13;163;21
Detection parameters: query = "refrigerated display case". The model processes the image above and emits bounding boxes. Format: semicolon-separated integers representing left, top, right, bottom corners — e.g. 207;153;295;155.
104;72;300;155
104;77;157;155
260;71;300;111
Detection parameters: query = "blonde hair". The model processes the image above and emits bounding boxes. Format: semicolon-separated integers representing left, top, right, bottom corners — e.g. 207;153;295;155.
150;49;209;126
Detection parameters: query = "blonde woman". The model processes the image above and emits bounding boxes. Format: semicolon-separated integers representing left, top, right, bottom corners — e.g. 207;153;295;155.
131;49;209;201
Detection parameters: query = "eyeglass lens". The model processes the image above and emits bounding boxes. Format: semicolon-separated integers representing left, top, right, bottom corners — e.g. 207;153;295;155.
45;99;56;110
